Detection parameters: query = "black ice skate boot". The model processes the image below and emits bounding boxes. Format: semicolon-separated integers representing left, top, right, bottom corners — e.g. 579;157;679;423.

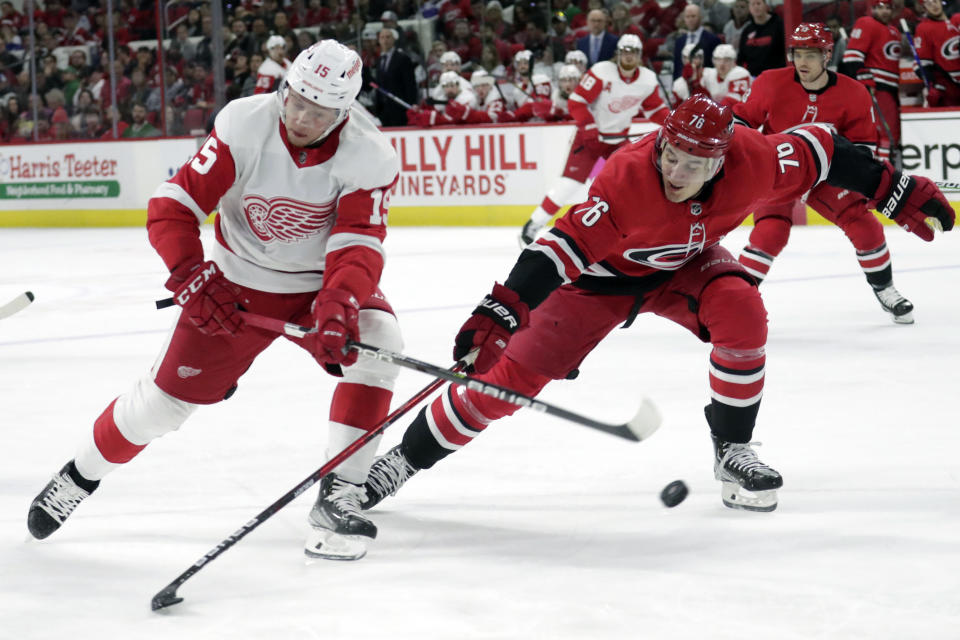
873;283;914;324
519;220;544;246
712;436;783;512
305;474;377;560
361;444;419;510
27;460;100;540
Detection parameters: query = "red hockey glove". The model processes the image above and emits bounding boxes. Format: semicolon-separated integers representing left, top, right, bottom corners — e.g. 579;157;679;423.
307;289;360;368
531;98;554;121
166;260;245;337
406;108;434;127
581;127;607;155
443;99;469;122
453;283;530;374
871;163;955;242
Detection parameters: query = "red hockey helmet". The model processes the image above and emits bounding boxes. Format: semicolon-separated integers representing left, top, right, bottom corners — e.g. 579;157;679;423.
658;94;734;159
788;22;834;53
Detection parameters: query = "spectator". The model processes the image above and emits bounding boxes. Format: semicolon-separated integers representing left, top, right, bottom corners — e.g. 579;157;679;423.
184;7;202;37
228;53;254;91
243;53;265;97
70;89;94;129
825;15;847;72
60;65;81;106
374;27;418;126
723;0;750;50
127;68;151;108
484;1;512;40
249;16;270;53
50;105;71;139
67;49;90;77
737;0;785;76
226;17;255;57
380;10;409;49
60;10;93;46
121;102;160;138
577;9;619;66
611;3;643;39
184;61;214;111
447;18;482;65
699;0;731;31
479;42;507;78
171;22;197;63
0;1;24;31
549;13;577;53
673;4;721;78
79;107;106;139
194;14;216;68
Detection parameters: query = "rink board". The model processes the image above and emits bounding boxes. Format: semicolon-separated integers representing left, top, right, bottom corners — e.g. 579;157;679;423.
0;111;957;227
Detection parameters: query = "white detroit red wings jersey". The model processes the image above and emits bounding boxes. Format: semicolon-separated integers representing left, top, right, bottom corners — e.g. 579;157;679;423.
254;58;290;94
147;94;399;295
843;16;901;91
569;61;667;134
549;88;573;119
701;65;751;106
529;125;834;281
915;18;960;86
733;68;879;152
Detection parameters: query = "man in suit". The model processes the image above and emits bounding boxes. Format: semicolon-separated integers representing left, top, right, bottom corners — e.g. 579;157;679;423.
374;28;419;127
673;4;722;78
576;9;619;66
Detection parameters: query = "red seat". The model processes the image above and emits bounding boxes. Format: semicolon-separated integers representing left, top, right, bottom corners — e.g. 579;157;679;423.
183;108;207;135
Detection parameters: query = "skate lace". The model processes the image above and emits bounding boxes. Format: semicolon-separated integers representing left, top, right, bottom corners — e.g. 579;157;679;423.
38;474;89;524
721;442;771;474
875;285;906;307
365;449;416;499
326;479;368;518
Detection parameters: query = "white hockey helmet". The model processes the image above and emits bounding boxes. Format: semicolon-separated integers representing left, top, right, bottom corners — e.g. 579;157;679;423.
470;69;496;87
712;44;737;61
439;50;462;69
617;33;642;53
514;49;534;64
439;70;462;87
681;42;704;62
558;64;581;81
531;73;552;98
266;34;287;50
280;40;362;142
565;49;588;67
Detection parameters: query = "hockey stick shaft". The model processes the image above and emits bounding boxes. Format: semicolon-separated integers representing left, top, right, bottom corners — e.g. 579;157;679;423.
900;19;931;90
867;86;896;162
0;291;34;319
935;180;960;192
237;311;661;443
369;81;414;110
151;368;453;611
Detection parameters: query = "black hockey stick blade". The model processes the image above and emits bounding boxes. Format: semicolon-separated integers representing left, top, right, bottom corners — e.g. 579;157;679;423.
151;585;183;611
0;291;34;319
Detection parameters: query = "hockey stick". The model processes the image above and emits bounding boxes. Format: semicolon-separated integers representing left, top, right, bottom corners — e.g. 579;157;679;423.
238;311;662;443
935;180;960;191
369;81;414;110
900;19;931;92
151;366;457;611
644;56;674;108
867;86;897;164
0;291;34;319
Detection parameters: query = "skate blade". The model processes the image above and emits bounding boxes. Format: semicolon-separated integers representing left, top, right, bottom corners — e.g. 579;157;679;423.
304;527;368;561
892;311;914;325
720;482;778;512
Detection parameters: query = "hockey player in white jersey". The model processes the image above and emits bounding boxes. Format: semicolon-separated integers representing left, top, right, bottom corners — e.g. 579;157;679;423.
27;41;403;562
519;34;668;245
441;69;511;124
254;34;291;94
672;42;706;103
499;49;535;109
408;70;475;126
700;44;752;107
428;51;472;103
551;63;583;118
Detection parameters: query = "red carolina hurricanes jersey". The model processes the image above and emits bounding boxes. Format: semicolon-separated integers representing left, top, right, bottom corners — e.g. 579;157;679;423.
914;18;960;86
733;67;878;152
843;16;901;91
528;125;835;282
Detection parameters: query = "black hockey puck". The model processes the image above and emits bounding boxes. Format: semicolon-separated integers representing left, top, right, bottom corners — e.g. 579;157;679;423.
660;480;688;507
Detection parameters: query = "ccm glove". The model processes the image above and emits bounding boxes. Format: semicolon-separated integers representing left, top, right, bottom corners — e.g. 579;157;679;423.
166;260;245;336
453;283;530;374
308;289;360;368
871;163;955;242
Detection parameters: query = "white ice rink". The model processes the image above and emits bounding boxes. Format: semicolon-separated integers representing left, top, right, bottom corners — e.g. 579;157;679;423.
1;225;958;640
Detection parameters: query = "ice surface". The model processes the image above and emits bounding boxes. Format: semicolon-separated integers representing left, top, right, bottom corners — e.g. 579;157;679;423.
1;226;958;639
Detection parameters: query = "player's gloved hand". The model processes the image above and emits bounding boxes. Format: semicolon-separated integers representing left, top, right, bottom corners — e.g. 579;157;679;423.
406;108;433;127
531;98;554;120
871;162;955;242
307;289;360;368
925;87;943;107
166;260;245;337
453;283;530;374
581;127;608;154
443;99;469;122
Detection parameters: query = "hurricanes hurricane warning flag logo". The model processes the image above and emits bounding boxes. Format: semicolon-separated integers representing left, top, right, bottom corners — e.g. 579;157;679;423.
242;194;336;243
623;222;707;270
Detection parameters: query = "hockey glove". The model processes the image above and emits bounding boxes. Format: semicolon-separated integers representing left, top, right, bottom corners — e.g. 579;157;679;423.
166;260;245;337
580;127;608;155
308;289;360;368
443;99;469;122
453;283;530;374
871;163;955;242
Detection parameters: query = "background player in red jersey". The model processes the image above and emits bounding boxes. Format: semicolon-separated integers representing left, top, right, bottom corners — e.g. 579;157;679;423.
27;42;404;561
518;34;668;246
914;0;960;106
354;95;953;515
841;0;902;164
735;22;919;323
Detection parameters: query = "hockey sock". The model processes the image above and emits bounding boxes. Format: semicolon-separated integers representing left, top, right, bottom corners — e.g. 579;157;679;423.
856;243;893;289
530;196;562;226
738;246;774;283
328;383;393;483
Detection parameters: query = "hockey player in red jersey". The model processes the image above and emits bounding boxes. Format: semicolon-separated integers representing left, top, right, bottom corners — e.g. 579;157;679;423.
735;22;920;323
914;0;960;106
27;41;404;561
841;0;902;162
519;34;669;245
356;94;953;515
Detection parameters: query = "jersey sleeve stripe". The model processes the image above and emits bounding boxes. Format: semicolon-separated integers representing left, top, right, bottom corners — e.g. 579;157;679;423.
326;231;385;258
570;93;589;105
152;182;210;223
789;127;830;185
526;242;574;284
842;49;866;62
544;227;590;271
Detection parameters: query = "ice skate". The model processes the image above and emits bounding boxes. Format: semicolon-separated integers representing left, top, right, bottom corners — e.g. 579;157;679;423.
305;474;376;560
873;284;914;324
713;436;782;512
519;220;544;247
361;444;419;510
27;460;99;540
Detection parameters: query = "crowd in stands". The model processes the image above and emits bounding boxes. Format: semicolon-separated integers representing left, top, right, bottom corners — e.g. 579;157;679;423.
2;0;960;143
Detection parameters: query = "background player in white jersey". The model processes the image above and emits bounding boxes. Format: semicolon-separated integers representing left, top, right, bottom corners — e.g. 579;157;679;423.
551;64;582;118
428;51;472;103
253;34;290;94
519;34;668;245
408;71;475;126
700;44;752;107
27;41;403;562
672;42;706;103
500;49;535;109
564;49;589;76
